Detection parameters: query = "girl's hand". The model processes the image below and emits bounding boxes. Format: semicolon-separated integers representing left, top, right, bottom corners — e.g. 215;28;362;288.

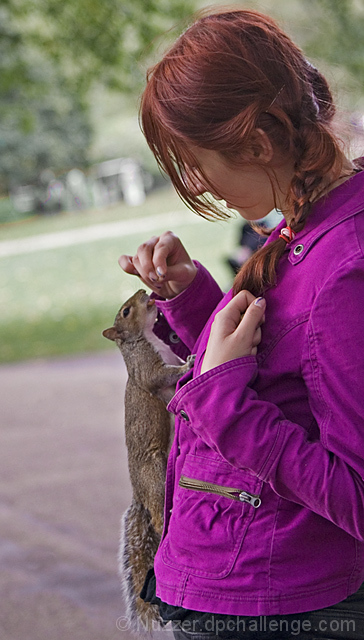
118;231;198;299
200;291;266;374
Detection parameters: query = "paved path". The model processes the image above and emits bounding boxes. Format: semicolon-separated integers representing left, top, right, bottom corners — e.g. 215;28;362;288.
0;210;203;257
0;352;174;640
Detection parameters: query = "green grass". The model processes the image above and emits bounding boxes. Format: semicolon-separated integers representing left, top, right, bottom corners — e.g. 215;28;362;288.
0;196;30;224
0;186;241;362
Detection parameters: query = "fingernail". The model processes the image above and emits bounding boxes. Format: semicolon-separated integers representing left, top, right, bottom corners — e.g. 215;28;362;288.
156;267;165;278
254;297;266;308
149;271;158;282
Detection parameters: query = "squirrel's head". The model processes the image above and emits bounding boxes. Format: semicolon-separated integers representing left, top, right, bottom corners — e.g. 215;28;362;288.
102;289;157;344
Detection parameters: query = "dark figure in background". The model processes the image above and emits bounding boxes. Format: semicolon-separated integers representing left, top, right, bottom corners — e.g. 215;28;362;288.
225;224;265;275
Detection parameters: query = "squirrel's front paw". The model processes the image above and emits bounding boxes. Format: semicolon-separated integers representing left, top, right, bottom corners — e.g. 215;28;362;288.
186;354;196;368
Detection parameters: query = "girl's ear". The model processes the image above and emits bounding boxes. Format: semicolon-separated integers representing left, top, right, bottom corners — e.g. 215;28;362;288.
102;327;120;341
249;128;274;164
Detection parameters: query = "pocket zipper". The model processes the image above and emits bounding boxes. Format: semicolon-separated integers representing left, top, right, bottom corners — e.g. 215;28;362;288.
179;474;261;508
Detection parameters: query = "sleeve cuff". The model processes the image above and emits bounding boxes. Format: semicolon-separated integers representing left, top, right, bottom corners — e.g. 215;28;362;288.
154;261;224;351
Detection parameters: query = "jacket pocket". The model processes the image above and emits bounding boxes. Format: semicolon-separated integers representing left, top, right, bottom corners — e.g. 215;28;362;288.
161;454;262;579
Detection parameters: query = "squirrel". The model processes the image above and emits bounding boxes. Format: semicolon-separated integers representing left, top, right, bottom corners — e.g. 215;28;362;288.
103;289;194;634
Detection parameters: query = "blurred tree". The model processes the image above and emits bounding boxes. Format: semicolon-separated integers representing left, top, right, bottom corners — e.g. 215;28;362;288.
0;0;194;192
34;0;194;93
304;0;364;88
240;0;364;92
0;51;92;192
2;0;363;193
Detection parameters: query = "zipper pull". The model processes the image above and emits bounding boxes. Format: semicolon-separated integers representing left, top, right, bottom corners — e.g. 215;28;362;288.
239;491;261;509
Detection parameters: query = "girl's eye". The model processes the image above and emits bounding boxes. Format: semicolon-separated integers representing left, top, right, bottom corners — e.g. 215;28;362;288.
122;307;130;318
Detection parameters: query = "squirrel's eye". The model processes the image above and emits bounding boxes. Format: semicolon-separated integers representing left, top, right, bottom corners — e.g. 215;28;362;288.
122;307;130;318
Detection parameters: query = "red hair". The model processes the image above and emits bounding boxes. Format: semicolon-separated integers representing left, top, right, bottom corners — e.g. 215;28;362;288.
140;8;349;295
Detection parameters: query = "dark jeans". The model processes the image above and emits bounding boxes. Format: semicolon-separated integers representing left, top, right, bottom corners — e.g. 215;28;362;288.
171;583;364;640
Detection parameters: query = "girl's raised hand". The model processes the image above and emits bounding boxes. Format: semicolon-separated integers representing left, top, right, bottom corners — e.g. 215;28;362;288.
200;291;266;374
118;231;198;299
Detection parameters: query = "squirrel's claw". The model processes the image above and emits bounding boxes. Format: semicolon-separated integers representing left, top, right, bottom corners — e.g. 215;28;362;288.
187;354;196;368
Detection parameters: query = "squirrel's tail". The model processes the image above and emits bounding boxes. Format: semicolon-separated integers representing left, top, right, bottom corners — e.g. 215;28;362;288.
119;501;162;635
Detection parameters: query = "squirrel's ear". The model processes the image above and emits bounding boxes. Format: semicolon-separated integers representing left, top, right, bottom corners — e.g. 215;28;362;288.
102;327;119;341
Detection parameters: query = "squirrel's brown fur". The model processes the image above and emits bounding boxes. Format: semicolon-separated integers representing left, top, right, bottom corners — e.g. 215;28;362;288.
103;289;194;634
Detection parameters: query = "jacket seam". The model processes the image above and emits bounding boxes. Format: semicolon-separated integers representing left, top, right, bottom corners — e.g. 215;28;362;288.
183;452;245;470
257;312;310;365
306;257;364;448
354;214;364;258
179;572;189;606
156;579;351;603
257;420;286;481
289;204;364;264
267;496;282;600
348;538;359;594
307;308;333;450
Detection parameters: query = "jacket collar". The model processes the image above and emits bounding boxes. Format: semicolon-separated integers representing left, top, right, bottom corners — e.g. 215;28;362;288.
268;164;364;264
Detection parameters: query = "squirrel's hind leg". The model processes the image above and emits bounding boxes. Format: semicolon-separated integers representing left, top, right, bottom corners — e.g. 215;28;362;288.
133;452;167;535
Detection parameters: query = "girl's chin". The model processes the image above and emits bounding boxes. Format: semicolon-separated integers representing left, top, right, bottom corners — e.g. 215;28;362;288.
224;201;270;220
237;209;271;221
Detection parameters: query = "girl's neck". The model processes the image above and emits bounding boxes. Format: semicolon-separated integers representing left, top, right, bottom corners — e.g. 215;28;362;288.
273;154;359;225
311;156;359;204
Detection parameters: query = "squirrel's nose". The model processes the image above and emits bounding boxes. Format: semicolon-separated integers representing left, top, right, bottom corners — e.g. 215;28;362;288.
147;298;156;309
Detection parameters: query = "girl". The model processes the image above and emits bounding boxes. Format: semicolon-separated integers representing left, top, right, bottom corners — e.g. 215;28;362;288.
119;8;364;639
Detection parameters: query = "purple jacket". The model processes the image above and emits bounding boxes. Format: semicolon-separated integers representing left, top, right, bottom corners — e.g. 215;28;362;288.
152;169;364;616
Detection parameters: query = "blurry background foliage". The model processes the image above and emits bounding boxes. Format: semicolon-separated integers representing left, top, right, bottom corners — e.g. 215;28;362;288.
0;0;194;192
1;0;364;363
0;0;364;193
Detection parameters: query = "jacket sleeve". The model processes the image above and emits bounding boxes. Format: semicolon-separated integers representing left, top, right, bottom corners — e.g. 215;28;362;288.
154;261;224;353
167;258;364;541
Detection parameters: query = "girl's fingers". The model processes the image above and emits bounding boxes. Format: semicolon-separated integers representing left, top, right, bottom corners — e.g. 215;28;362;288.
214;290;256;334
237;297;266;345
133;236;160;282
149;233;177;279
252;326;262;347
132;254;163;290
118;254;140;276
232;290;256;315
119;232;197;298
119;233;178;281
200;293;266;373
149;231;191;280
117;253;162;291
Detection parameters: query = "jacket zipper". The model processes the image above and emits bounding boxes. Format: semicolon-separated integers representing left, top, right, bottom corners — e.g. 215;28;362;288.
179;475;261;508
